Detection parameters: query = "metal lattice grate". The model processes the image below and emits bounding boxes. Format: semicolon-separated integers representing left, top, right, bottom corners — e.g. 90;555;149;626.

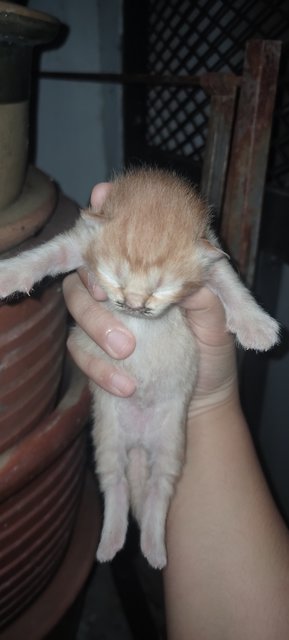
146;0;289;192
267;51;289;191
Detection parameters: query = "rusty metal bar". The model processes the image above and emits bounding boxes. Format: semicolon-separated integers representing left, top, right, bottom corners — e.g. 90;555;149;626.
40;41;281;289
201;90;237;216
220;39;282;286
39;70;241;93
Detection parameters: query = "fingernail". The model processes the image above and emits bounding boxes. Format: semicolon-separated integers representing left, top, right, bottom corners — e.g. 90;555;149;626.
106;329;134;358
110;372;136;396
87;273;107;300
87;272;97;290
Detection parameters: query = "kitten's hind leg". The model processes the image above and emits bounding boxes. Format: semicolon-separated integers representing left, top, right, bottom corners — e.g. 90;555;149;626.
92;395;130;563
140;406;185;570
96;477;129;563
140;474;172;570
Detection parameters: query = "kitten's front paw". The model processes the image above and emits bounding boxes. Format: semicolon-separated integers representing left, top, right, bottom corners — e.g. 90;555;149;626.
228;309;280;352
0;266;34;299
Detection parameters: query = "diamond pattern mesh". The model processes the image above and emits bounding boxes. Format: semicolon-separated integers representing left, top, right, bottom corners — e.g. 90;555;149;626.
267;50;289;191
145;0;289;192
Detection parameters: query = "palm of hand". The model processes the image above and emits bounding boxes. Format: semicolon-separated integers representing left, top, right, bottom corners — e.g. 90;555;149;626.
182;288;238;418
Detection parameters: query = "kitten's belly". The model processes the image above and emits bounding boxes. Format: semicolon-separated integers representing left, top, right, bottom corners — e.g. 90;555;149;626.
117;398;158;447
74;304;197;389
74;304;198;447
111;306;198;448
115;306;198;394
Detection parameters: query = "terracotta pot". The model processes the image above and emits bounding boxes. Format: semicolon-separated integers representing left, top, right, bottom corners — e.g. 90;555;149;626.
0;193;95;630
0;360;92;631
1;472;101;640
0;166;58;254
0;195;80;455
0;6;99;629
0;0;60;253
0;282;67;453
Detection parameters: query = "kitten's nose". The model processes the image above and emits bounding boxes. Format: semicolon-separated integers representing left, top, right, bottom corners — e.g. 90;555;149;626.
124;292;146;309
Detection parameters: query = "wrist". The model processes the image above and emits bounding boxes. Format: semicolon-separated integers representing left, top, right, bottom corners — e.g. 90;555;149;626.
187;379;241;423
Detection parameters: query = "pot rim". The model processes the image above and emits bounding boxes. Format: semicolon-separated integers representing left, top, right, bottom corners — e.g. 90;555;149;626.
0;2;60;46
0;359;91;502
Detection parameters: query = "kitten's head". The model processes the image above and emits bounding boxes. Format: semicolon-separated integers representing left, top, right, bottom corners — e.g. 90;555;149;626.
82;169;224;318
91;258;201;318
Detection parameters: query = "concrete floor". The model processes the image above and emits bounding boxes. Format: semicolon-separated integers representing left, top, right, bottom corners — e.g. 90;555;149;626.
75;531;165;640
76;564;133;640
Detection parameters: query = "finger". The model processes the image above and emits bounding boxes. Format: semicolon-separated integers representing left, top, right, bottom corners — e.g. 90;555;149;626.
180;287;231;346
77;267;107;301
180;286;221;312
62;273;136;359
67;334;136;397
90;182;112;210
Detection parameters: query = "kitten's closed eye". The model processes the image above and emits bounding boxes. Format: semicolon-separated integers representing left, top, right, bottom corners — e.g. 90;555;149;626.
115;299;153;317
154;284;183;300
95;261;184;317
115;282;187;317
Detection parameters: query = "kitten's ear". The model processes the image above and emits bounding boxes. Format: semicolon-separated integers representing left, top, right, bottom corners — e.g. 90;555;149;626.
90;182;112;211
81;182;112;226
198;238;229;267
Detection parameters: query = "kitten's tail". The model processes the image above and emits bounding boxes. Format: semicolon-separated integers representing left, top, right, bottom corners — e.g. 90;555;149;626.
127;447;149;524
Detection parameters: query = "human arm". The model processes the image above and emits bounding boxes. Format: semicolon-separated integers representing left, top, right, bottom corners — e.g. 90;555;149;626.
164;288;289;640
63;274;289;640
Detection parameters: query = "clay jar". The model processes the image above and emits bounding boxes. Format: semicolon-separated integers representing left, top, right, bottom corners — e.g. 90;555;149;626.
0;2;59;211
0;5;99;632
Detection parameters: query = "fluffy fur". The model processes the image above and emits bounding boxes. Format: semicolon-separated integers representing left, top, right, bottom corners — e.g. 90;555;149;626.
0;168;279;569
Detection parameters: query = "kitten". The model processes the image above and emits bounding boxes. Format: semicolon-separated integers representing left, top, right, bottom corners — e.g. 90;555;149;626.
0;168;279;569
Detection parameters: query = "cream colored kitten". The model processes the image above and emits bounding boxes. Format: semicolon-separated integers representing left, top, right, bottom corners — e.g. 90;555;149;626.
0;168;279;569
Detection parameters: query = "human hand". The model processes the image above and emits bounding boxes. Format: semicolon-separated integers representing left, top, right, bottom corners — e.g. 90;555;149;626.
63;270;238;411
63;269;136;397
181;288;239;419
